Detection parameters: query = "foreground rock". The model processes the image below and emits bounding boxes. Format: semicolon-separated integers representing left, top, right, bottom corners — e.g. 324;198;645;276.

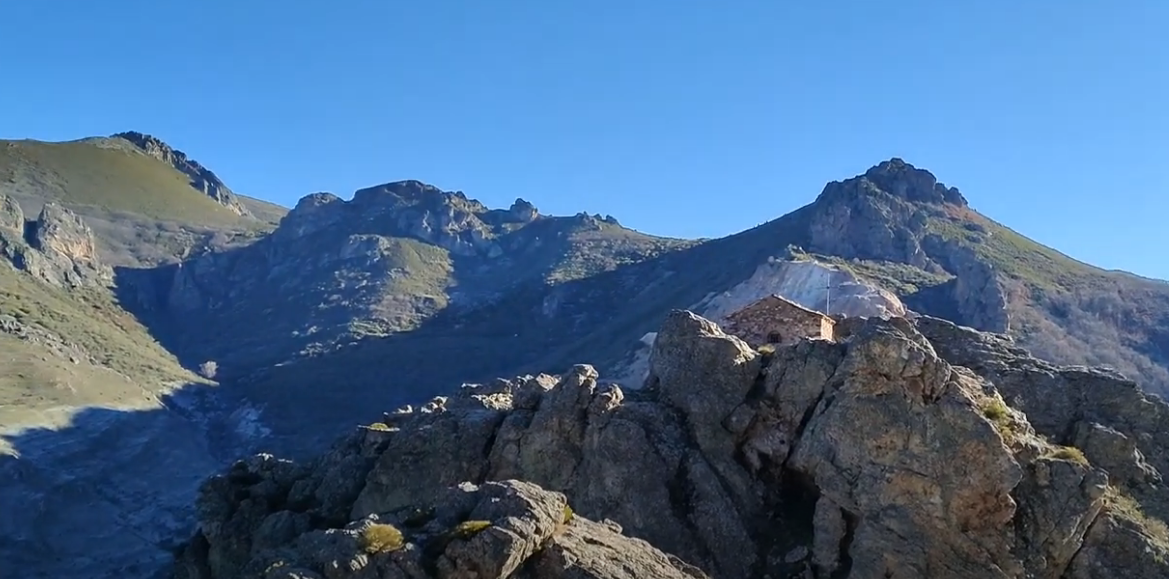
175;475;705;579
175;312;1169;578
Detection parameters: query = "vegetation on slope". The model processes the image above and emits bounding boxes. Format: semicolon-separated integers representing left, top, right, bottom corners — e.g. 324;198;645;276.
0;138;254;227
0;266;197;449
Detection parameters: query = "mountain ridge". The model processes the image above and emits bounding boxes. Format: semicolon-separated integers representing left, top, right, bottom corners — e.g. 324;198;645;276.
2;132;1169;578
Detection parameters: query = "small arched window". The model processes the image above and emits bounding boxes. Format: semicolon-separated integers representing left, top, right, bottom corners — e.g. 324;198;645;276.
766;331;782;344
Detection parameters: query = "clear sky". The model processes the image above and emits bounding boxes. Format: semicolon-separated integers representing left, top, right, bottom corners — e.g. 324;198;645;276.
2;1;1166;279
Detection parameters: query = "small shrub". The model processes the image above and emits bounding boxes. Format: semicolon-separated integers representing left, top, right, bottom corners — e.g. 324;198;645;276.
450;520;492;540
980;397;1009;421
360;523;404;554
562;504;574;524
368;422;391;431
1048;445;1089;465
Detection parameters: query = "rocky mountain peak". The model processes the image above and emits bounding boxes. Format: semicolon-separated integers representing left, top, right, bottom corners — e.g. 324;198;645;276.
350;179;484;212
111;131;252;217
817;157;968;207
508;197;539;221
275;180;556;258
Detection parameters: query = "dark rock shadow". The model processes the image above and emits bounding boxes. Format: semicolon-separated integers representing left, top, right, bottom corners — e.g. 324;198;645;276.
0;381;268;579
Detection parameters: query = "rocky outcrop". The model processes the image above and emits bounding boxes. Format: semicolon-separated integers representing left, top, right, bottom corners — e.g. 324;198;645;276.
112;131;252;216
916;315;1169;525
274;181;542;258
0;193;22;233
175;311;1169;578
175;464;706;579
0;197;112;288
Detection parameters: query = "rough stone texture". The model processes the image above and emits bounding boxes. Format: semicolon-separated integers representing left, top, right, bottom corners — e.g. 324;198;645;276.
0;201;113;288
112;131;252;216
1066;512;1169;579
176;476;707;579
915;314;1169;523
0;193;23;233
175;310;1169;579
722;294;835;347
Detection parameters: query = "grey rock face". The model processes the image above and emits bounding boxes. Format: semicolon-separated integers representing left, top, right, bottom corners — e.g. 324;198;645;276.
112;131;252;216
0;193;23;233
916;314;1169;525
861;157;968;206
0;199;112;288
177;470;706;579
175;311;1168;579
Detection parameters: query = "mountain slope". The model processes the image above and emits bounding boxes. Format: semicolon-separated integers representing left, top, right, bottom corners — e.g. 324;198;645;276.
0;132;288;447
3;135;1169;578
120;158;1169;453
116;180;692;378
0;134;284;267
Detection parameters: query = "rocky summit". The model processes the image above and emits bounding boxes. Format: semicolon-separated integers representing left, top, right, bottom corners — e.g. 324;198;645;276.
172;311;1169;579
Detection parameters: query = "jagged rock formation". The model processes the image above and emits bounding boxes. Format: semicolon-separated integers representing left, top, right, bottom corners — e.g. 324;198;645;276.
112;131;253;217
174;311;1169;579
176;474;706;579
275;181;542;257
0;194;112;287
117;180;680;377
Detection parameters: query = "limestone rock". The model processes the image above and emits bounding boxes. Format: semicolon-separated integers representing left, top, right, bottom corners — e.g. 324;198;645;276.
0;201;112;288
0;193;23;233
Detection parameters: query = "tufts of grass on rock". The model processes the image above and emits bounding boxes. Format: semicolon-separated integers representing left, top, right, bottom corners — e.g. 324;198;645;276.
359;523;404;554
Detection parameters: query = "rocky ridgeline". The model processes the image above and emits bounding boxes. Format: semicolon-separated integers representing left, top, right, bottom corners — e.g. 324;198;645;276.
174;312;1169;579
112;131;253;217
0;193;112;288
275;180;542;258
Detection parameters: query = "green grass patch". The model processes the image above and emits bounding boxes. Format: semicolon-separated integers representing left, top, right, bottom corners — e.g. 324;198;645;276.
0;266;193;387
449;520;492;540
0;138;258;228
980;397;1010;422
1047;445;1089;466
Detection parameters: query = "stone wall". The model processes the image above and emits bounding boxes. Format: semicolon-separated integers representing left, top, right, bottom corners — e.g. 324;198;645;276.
724;296;835;347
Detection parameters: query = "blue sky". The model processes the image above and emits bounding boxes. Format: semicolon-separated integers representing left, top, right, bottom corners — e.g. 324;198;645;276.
2;1;1166;278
